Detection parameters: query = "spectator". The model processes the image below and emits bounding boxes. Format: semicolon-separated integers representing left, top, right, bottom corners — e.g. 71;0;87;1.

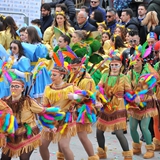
89;0;106;20
80;6;97;28
141;11;160;37
121;8;139;31
47;0;76;22
40;3;53;34
74;11;97;32
137;4;147;45
106;8;117;34
147;0;160;25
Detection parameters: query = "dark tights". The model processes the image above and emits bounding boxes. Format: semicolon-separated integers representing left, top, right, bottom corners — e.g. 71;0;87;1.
1;150;33;160
96;129;129;151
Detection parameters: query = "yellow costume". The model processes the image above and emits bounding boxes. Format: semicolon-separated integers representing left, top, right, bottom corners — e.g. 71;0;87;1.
2;96;45;157
42;83;77;143
43;26;75;52
68;72;96;134
97;73;131;132
0;27;19;50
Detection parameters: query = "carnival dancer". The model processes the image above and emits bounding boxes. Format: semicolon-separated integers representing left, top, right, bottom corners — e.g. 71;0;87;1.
0;16;19;50
39;66;76;160
153;41;160;151
126;47;159;159
67;57;99;159
43;10;74;52
1;80;45;159
21;26;52;102
0;79;65;160
40;66;97;160
0;40;31;98
95;56;133;160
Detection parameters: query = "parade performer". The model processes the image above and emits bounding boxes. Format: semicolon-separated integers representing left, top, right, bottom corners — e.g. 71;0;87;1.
0;40;31;98
67;57;98;159
153;41;160;151
126;47;159;159
0;99;18;148
21;26;51;102
71;30;102;85
0;79;64;160
40;65;98;160
0;16;19;50
43;10;74;51
95;56;133;160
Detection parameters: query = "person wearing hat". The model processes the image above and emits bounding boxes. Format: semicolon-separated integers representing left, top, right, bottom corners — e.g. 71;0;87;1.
127;48;159;159
95;55;133;160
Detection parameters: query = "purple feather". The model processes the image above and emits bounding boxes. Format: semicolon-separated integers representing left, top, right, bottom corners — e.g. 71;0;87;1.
143;46;152;58
58;50;64;67
66;45;78;58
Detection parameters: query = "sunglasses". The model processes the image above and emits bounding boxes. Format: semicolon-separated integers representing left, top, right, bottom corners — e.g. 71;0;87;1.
106;15;112;18
10;46;17;50
91;1;98;4
110;64;121;68
129;40;137;44
10;85;22;89
154;51;160;54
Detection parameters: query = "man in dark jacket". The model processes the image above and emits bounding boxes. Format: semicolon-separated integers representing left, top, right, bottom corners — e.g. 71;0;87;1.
40;3;53;34
89;0;106;20
47;0;76;21
74;11;97;31
121;8;140;31
147;0;160;25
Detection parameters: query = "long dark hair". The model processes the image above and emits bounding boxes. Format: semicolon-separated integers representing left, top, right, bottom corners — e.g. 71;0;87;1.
3;16;18;39
26;26;41;44
111;35;126;49
10;40;25;61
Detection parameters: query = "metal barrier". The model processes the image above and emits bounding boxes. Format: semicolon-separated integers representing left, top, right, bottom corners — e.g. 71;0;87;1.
0;11;29;25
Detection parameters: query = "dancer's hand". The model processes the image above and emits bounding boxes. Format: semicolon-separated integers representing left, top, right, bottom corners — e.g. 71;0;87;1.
95;101;103;108
49;51;53;58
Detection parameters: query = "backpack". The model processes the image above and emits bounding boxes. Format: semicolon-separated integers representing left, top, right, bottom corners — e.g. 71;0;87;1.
113;0;132;11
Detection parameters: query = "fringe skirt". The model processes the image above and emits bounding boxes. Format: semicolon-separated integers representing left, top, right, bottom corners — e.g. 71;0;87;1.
96;109;127;132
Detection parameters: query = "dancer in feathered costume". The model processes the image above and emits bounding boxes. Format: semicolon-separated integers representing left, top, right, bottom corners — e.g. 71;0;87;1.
125;43;159;159
95;56;133;160
0;99;18;148
67;57;99;160
1;79;65;159
153;41;160;151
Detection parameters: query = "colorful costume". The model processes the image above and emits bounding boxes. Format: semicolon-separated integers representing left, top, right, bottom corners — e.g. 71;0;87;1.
68;72;96;134
1;96;45;157
0;55;31;98
41;83;77;143
153;61;160;151
43;26;75;52
0;27;19;50
97;73;131;132
127;63;158;159
21;42;52;98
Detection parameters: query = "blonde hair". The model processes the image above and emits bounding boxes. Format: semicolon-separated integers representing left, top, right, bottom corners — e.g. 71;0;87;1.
141;11;159;32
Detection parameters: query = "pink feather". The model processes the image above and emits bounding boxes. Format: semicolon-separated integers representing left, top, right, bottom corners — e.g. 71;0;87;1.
82;112;85;124
143;46;152;58
4;71;12;82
